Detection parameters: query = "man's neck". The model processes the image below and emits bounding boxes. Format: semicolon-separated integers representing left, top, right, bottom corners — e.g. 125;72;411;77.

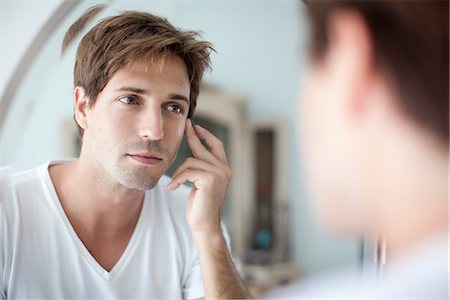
384;216;448;262
373;127;448;262
49;159;145;236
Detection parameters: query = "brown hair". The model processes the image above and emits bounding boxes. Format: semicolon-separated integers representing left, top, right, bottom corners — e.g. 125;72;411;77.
61;5;105;53
304;0;449;142
67;9;214;136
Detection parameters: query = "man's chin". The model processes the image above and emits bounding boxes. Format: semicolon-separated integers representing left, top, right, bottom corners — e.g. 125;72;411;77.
120;177;161;191
116;168;165;191
115;157;174;191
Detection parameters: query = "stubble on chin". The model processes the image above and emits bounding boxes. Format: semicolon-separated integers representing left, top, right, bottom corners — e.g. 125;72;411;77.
114;140;169;190
114;158;168;191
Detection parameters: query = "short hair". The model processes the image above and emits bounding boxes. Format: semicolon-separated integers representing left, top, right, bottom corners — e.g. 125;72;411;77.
66;9;214;136
61;5;104;53
304;0;449;143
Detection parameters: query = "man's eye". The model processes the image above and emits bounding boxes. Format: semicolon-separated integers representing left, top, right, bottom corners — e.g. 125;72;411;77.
118;96;138;105
166;104;183;114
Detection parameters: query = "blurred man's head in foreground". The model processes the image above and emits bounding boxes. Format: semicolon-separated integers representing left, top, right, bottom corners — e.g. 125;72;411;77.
300;0;448;247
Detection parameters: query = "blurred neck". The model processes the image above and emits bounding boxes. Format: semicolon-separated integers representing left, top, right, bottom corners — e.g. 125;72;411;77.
373;122;448;261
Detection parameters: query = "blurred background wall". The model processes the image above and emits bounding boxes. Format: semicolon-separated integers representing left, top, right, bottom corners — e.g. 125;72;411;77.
0;0;359;293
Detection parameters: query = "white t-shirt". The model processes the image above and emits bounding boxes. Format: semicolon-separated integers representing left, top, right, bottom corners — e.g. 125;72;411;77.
264;232;448;299
0;160;208;299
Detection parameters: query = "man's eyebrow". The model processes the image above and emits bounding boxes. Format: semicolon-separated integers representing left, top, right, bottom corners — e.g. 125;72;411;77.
115;86;149;94
115;87;190;104
168;94;190;104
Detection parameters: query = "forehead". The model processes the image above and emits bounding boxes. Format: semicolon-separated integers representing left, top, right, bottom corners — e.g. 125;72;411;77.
129;54;188;78
106;54;190;92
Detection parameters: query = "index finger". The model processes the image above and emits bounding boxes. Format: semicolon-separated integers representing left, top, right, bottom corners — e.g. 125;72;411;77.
185;119;219;165
193;124;228;165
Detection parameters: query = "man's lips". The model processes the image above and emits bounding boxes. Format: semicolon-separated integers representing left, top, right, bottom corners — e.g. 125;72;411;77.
127;153;163;165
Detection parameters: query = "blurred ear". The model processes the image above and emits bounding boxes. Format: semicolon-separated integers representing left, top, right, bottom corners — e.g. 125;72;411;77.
326;10;374;118
74;86;89;131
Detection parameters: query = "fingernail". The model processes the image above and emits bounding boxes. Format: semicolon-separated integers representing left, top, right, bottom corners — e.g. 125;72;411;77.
167;181;179;191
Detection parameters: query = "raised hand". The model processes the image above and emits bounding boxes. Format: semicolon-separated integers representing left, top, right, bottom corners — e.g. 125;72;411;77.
167;118;232;234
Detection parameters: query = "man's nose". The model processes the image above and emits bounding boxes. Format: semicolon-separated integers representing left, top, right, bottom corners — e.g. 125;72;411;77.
139;106;164;140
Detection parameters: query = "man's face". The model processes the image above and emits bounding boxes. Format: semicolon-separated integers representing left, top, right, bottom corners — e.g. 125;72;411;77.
82;55;190;191
299;58;372;236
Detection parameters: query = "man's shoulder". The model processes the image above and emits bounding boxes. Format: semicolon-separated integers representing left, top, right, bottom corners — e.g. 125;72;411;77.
0;162;56;225
0;165;45;204
0;164;48;238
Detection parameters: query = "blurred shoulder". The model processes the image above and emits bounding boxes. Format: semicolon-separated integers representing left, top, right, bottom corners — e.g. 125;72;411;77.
0;165;44;208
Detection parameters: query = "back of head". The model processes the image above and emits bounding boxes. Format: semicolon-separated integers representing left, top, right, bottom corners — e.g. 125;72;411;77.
305;0;449;144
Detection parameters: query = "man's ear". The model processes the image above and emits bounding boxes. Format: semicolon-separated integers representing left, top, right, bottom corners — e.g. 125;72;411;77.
327;10;374;118
74;86;90;131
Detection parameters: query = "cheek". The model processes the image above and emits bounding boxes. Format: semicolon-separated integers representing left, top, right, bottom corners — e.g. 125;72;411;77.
163;117;185;146
300;70;331;141
96;111;130;139
299;74;333;182
88;107;135;152
300;73;364;234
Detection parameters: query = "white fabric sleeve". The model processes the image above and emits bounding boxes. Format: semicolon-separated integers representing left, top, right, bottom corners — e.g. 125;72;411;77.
0;200;5;299
0;169;11;299
182;222;233;300
182;254;204;300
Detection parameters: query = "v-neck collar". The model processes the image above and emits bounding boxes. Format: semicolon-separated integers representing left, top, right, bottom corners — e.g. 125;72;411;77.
40;160;148;281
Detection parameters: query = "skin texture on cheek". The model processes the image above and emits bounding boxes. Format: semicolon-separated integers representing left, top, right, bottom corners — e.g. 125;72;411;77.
299;68;372;236
164;121;185;168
